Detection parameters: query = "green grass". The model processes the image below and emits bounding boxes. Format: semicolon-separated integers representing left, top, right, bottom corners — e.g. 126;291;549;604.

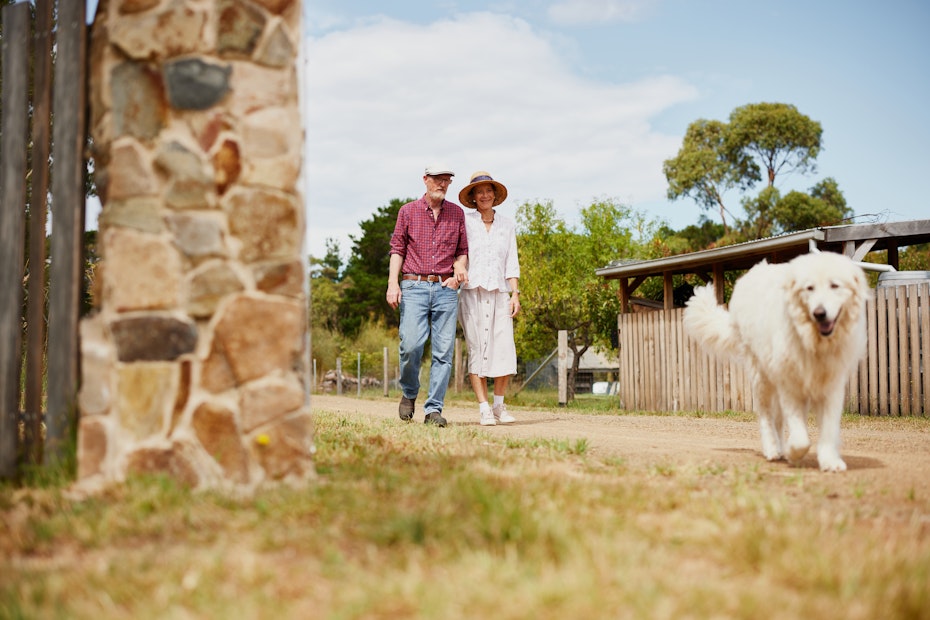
1;408;928;619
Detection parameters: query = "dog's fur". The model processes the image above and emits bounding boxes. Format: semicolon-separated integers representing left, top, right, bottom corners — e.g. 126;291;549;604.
683;252;870;472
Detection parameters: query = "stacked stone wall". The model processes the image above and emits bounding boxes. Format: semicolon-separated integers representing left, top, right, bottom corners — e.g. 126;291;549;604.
78;0;313;492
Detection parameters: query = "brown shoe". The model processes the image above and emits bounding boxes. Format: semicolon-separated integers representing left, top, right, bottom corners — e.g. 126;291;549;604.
399;396;415;421
424;412;447;428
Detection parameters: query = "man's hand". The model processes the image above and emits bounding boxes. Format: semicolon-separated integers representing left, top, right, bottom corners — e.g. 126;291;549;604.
386;282;402;309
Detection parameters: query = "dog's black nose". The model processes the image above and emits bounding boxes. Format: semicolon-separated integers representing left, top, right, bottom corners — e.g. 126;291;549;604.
813;306;827;321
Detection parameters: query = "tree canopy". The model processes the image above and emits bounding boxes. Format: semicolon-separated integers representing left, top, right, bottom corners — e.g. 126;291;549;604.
664;102;831;241
515;199;655;400
336;198;409;336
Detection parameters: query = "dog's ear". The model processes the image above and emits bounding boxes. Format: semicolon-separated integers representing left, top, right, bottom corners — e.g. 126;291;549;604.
850;265;872;307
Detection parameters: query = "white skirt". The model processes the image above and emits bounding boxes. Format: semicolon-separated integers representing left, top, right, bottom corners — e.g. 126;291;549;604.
458;287;517;378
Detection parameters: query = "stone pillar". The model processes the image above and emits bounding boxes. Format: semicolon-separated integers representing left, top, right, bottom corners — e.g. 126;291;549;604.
78;0;312;492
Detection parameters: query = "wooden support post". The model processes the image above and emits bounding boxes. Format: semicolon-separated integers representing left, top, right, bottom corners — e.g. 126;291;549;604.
383;347;389;397
558;330;568;406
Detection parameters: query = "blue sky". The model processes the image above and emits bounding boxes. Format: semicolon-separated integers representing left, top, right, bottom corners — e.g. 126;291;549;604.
85;0;929;260
303;0;928;259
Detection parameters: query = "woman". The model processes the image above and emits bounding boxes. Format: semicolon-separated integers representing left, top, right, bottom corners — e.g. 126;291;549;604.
457;171;521;426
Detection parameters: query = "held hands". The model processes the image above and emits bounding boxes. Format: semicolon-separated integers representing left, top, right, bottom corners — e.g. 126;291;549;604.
443;268;469;290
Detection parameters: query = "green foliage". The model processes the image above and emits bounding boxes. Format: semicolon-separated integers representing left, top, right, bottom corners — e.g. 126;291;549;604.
656;217;726;254
900;243;930;270
515;199;655;399
310;320;397;381
338;198;410;336
309;238;343;281
663;119;757;231
771;177;852;232
726;102;823;186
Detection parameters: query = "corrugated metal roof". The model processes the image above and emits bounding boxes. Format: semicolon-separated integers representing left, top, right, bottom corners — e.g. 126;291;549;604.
595;219;930;280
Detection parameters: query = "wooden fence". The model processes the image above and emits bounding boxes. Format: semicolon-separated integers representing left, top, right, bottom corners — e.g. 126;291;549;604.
0;1;87;479
617;283;930;416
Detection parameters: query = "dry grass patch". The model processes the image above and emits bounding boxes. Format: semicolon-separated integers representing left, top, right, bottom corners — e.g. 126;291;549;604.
1;408;928;619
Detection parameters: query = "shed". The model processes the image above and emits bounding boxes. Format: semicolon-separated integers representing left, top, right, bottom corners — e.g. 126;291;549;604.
594;219;930;416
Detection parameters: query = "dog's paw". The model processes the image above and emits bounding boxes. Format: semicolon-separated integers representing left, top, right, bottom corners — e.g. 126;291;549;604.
818;454;847;473
762;447;784;461
786;442;810;464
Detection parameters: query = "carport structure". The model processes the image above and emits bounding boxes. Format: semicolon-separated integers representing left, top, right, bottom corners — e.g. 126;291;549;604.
594;220;930;416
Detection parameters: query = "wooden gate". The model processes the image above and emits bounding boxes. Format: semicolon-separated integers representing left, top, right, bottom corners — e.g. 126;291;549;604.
0;0;87;478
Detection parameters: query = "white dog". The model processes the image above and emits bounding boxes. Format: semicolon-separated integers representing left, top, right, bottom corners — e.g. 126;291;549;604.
683;252;870;472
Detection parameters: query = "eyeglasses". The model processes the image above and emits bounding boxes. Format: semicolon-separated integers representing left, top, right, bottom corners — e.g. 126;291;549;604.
428;176;453;186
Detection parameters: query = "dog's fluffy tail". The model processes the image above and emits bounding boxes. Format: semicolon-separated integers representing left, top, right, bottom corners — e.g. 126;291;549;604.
682;285;739;358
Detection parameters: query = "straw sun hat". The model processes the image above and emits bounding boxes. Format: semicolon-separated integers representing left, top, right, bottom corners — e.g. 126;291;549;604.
458;171;508;208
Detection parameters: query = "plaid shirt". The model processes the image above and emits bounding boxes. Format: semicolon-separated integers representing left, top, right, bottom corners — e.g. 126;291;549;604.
389;196;468;275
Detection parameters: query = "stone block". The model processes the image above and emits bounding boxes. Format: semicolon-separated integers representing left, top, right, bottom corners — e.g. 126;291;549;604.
107;137;158;199
254;260;304;297
98;197;166;234
239;375;305;431
77;416;109;479
110;4;207;60
224;187;301;262
210;293;303;384
191;400;250;484
250;408;315;481
125;443;201;488
111;315;198;362
116;361;180;438
111;61;168;140
79;316;114;417
218;0;266;58
102;228;182;311
255;19;295;68
164;58;232;110
187;260;245;318
167;212;227;260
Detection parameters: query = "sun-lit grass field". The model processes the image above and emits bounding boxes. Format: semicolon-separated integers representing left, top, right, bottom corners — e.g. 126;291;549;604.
2;403;928;619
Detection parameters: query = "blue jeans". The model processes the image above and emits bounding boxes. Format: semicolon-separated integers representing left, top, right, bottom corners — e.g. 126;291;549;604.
398;280;459;413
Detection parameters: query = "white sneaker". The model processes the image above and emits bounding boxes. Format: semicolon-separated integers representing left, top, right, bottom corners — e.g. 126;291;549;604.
480;409;496;426
493;403;515;424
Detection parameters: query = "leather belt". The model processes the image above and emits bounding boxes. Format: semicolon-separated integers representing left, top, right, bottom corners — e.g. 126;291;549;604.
402;273;452;282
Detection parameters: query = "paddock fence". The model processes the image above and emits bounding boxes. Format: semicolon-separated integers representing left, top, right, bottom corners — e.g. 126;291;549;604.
617;283;930;416
0;1;87;479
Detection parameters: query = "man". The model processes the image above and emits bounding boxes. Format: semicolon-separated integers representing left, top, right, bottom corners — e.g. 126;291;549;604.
386;164;469;427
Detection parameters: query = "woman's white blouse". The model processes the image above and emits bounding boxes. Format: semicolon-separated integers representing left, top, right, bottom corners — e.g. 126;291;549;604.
462;209;520;293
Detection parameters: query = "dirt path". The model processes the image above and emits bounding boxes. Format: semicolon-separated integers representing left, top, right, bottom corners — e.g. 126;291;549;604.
311;393;930;518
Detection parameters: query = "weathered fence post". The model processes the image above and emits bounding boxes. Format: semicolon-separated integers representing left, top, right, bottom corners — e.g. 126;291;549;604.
558;330;568;406
0;2;31;478
46;0;87;465
383;347;389;397
23;0;54;466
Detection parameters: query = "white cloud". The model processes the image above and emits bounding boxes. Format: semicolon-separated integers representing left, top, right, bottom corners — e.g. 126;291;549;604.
304;11;696;259
546;0;654;25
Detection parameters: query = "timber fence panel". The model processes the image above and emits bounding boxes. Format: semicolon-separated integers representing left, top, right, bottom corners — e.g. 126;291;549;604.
877;290;889;415
905;285;918;415
46;0;87;463
24;0;54;465
0;3;31;478
888;287;900;415
618;284;927;416
915;284;930;416
897;286;910;416
867;295;879;415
